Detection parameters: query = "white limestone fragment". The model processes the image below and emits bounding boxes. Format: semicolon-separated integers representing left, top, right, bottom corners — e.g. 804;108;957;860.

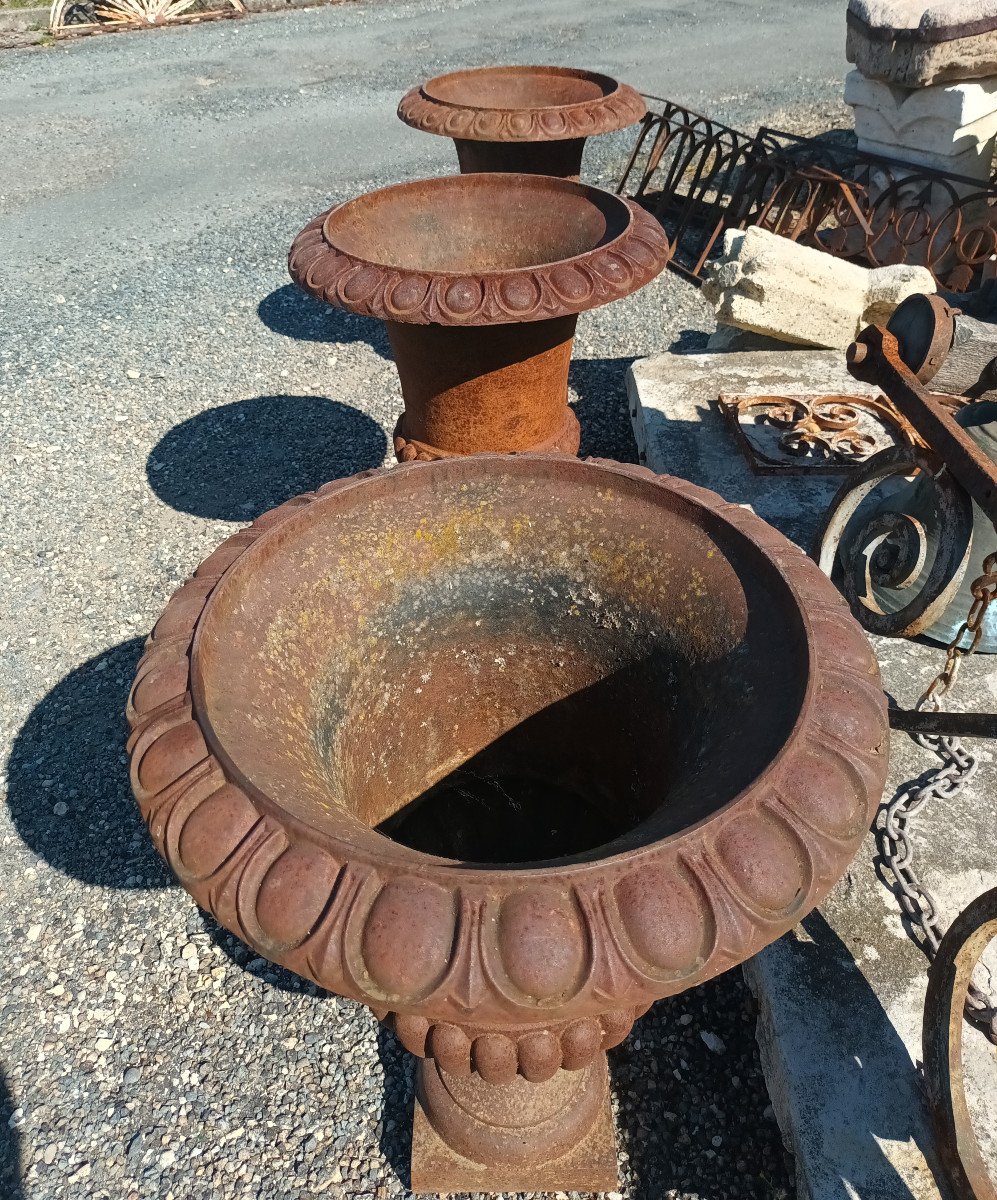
701;226;936;350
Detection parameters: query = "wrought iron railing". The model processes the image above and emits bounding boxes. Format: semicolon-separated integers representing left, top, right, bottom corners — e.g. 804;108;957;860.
617;96;997;293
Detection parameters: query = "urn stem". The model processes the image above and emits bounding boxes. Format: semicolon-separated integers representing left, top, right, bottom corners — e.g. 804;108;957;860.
386;315;580;458
453;136;587;180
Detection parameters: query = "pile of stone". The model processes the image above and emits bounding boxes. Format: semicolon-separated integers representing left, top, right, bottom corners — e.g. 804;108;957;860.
621;15;997;1198
845;0;997;190
696;3;997;355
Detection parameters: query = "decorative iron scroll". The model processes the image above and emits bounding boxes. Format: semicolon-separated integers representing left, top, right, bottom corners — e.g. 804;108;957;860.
716;391;922;475
616;96;997;293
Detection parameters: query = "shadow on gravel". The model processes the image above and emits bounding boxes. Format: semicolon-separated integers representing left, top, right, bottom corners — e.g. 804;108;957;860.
147;394;387;521
258;284;392;359
5;638;174;890
0;1069;25;1200
570;355;641;464
198;910;336;998
611;972;794;1200
669;327;712;355
375;1023;416;1188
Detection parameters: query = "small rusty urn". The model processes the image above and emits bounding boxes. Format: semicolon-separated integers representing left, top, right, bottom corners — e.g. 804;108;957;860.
397;65;646;179
289;173;670;461
127;456;889;1192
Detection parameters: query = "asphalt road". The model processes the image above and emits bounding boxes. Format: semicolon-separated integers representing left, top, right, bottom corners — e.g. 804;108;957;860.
4;0;846;267
1;3;847;1198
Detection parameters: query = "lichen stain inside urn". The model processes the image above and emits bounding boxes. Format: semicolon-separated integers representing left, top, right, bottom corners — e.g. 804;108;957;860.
192;463;809;866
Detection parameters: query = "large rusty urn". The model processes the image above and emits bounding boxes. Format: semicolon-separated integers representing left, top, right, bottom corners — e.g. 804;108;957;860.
288;173;670;461
397;65;646;179
127;455;889;1192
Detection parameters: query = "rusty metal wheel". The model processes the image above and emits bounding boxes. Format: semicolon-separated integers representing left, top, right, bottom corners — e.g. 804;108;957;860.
815;445;975;638
923;887;997;1200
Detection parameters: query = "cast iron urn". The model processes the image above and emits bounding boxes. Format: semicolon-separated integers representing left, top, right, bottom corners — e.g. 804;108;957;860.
127;455;889;1191
288;172;671;462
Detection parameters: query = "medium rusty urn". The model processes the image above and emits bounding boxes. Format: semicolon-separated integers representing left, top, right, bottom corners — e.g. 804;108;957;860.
397;65;646;179
288;173;671;461
127;455;889;1192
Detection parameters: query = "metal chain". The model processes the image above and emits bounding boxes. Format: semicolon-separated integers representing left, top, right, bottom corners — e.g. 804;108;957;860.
877;551;997;1044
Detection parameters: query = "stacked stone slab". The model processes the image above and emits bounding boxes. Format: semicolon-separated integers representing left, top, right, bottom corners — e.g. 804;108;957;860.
845;69;997;183
848;1;997;87
846;1;997;189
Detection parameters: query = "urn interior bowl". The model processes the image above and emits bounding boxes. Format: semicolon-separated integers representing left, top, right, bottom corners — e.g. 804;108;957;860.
320;170;630;279
397;65;647;177
423;65;626;114
196;465;812;862
288;174;671;459
127;455;888;1187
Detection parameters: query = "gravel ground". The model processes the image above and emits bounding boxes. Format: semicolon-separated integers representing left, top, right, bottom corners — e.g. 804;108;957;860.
1;1;848;1196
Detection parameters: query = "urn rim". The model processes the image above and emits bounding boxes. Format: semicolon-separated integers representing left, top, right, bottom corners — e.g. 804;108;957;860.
127;455;889;1029
397;65;646;143
287;174;672;326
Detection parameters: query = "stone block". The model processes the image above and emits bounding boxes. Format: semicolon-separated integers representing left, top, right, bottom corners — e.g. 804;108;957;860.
845;70;997;181
701;226;936;350
852;0;997;25
855;135;991;180
847;1;997;86
849;0;997;39
846;68;997;132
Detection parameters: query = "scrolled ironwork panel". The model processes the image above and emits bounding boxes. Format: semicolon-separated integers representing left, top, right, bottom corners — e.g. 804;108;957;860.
617;97;997;292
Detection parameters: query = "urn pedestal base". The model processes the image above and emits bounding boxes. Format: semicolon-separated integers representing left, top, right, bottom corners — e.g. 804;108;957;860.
393;405;581;462
411;1054;618;1194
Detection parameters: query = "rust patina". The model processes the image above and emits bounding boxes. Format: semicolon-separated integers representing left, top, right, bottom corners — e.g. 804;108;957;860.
127;455;889;1191
397;66;646;179
288;173;671;461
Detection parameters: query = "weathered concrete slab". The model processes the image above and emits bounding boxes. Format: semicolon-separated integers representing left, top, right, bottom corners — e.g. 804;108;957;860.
629;347;997;1200
746;742;997;1200
627;349;878;546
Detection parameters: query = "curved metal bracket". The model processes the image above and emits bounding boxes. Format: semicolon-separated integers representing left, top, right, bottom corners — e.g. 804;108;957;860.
923;887;997;1200
815;445;974;638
